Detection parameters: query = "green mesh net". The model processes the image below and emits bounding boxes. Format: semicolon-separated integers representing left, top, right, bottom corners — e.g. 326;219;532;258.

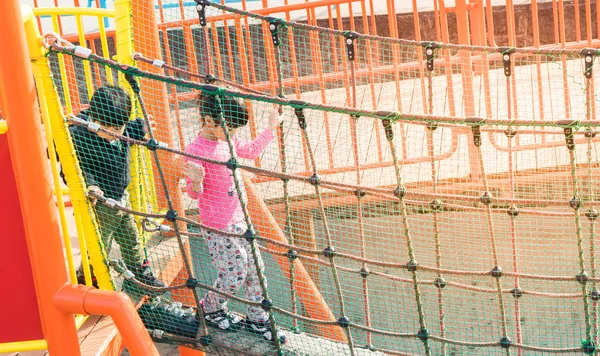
42;1;600;355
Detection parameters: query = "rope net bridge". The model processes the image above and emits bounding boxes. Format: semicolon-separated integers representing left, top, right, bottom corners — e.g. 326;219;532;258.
42;1;600;355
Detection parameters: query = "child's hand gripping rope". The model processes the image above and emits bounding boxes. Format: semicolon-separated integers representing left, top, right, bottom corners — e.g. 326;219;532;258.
86;185;104;206
267;110;284;131
183;161;205;193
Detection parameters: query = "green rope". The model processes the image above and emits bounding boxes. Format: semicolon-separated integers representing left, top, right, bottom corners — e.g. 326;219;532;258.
382;120;431;356
203;0;596;58
214;93;285;354
295;108;356;355
584;76;599;345
48;44;600;129
126;77;210;341
566;127;593;344
270;20;299;332
426;60;447;355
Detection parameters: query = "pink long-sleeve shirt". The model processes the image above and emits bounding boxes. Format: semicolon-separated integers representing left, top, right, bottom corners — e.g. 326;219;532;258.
185;129;274;229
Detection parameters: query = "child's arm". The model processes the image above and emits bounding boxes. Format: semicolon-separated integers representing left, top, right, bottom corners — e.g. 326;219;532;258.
183;160;205;199
235;111;282;160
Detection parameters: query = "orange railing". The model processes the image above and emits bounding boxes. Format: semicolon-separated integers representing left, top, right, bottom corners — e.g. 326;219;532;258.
0;1;158;354
31;0;600;186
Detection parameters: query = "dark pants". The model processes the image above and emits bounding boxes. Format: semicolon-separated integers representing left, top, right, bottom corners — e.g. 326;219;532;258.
94;194;144;269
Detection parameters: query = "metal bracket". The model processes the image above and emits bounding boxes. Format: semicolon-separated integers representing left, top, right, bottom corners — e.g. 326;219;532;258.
266;17;283;46
194;0;208;27
498;47;516;77
465;117;485;147
557;119;579;150
582;48;597;79
422;42;441;72
344;31;360;61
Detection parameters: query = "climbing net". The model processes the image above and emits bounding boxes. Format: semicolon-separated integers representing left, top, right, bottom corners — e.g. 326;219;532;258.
42;1;600;355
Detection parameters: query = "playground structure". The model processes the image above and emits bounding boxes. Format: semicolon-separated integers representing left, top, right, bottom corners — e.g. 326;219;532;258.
6;0;600;355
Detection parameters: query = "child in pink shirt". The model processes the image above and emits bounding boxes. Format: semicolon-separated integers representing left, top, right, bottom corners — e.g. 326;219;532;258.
184;93;286;344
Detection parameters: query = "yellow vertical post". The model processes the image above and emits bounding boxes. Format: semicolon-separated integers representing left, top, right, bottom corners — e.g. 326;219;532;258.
28;12;114;291
114;0;153;249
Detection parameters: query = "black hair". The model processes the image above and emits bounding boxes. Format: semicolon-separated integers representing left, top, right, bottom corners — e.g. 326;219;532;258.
88;85;132;127
198;91;249;129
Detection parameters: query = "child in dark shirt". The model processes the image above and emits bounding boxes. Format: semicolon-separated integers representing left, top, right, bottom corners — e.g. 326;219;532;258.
71;85;165;289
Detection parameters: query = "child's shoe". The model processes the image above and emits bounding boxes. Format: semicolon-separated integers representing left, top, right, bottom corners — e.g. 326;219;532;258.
202;309;243;332
244;319;288;344
131;259;167;289
76;265;98;288
138;297;199;338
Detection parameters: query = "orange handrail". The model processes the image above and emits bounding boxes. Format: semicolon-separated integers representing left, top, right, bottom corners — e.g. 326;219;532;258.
1;3;161;356
53;285;159;356
0;2;79;354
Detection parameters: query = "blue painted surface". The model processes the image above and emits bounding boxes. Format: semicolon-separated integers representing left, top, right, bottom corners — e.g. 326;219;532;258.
88;0;110;28
154;0;259;10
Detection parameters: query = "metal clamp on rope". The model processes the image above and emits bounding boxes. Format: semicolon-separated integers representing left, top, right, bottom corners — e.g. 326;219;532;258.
343;31;360;61
73;46;92;59
465;117;485;147
142;218;172;234
152;59;165;68
421;42;441;72
104;198;120;209
151;330;165;339
145;139;169;151
87;121;101;133
194;0;209;27
581;48;597;79
266;17;284;46
498;47;516;77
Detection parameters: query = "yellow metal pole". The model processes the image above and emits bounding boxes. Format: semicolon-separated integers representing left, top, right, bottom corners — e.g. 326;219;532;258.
114;0;156;249
0;340;48;353
27;10;114;291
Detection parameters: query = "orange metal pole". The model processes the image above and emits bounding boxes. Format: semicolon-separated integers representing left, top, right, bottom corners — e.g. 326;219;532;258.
53;284;158;356
131;3;201;355
558;0;572;119
0;1;80;354
132;0;184;214
455;0;481;180
575;0;581;42
360;0;383;163
243;175;347;342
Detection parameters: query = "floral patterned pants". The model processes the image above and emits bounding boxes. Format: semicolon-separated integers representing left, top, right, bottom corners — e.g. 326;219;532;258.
202;222;269;322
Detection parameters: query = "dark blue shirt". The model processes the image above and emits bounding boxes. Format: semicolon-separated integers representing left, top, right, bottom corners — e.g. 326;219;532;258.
70;111;146;200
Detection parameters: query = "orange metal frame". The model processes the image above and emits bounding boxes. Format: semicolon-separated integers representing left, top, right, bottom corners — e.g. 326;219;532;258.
0;1;158;355
7;0;600;354
45;0;600;187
